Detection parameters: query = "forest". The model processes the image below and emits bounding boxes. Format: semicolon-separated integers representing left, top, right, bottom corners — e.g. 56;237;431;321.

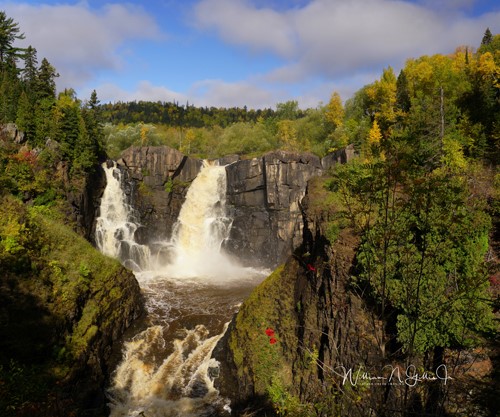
0;8;499;416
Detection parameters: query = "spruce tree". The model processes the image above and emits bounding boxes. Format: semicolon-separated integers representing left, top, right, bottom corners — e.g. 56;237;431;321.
36;58;58;100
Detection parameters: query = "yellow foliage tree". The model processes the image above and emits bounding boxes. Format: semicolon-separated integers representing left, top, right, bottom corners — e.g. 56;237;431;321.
365;67;397;135
363;120;383;162
140;123;148;146
324;91;344;129
277;120;299;151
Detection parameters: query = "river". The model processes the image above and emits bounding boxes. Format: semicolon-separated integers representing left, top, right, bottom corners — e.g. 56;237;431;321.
95;161;267;416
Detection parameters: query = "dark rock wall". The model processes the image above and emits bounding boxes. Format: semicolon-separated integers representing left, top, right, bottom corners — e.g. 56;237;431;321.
108;146;354;267
118;146;203;242
214;175;383;413
224;151;323;267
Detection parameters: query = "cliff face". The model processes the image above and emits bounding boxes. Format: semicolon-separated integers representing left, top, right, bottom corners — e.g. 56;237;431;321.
117;146;203;243
223;151;323;267
215;175;497;416
214;175;383;414
113;145;354;268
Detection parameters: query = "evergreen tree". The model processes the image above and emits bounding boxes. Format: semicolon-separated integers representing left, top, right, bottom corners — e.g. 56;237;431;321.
21;46;38;94
481;27;493;46
36;58;58;100
0;11;25;65
0;57;20;123
15;91;33;137
395;69;411;114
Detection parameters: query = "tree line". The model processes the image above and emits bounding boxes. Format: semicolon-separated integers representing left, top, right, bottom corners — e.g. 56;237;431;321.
0;11;104;178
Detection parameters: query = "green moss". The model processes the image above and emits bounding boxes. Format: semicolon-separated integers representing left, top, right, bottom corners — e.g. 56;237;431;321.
0;194;140;413
229;263;300;408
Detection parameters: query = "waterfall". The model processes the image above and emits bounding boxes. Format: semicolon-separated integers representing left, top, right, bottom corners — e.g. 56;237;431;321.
97;159;266;416
95;162;150;272
161;161;239;280
107;325;230;416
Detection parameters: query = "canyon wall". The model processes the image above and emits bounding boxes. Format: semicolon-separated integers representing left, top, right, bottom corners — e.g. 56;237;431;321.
112;145;354;268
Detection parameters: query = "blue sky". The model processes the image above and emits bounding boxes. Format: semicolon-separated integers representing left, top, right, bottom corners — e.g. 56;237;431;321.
1;0;499;109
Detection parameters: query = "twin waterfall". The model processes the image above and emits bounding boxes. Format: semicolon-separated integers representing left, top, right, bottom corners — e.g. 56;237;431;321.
95;161;264;416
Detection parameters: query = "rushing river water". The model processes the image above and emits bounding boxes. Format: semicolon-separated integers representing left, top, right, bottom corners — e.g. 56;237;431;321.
95;161;267;416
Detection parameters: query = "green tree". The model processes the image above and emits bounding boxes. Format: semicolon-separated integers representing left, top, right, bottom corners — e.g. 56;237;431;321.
0;11;25;65
395;69;411;115
481;27;493;47
0;58;20;122
15;91;33;136
21;46;38;94
276;100;301;120
36;58;58;100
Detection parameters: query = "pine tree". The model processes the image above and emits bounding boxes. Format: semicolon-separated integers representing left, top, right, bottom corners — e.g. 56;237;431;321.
21;46;38;93
396;69;411;114
0;11;25;65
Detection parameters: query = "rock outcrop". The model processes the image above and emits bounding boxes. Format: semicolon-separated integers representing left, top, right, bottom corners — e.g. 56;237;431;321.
213;175;383;414
117;146;203;242
215;175;497;416
0;123;25;144
224;150;323;267
0;196;143;416
113;146;354;268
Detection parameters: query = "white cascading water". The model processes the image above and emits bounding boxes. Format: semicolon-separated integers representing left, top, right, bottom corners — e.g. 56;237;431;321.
158;161;244;280
95;162;151;272
99;160;267;416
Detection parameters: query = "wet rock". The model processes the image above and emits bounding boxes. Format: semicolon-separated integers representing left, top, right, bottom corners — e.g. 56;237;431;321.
111;145;354;266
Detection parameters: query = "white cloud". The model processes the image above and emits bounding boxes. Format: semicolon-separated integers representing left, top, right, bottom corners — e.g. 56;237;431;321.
93;79;282;109
193;0;297;56
91;81;188;104
193;0;500;84
189;79;280;108
2;2;163;89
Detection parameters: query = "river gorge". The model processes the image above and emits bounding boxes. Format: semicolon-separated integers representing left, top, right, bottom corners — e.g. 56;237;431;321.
89;146;350;415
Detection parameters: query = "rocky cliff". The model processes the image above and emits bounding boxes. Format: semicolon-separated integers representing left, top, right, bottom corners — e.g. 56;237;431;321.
113;145;354;268
213;175;384;415
117;146;203;243
214;175;497;416
223;150;323;267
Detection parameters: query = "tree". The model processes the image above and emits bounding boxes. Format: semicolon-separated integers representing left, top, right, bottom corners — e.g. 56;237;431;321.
365;66;397;135
0;11;25;65
324;91;344;129
36;58;58;100
276;100;301;120
15;91;33;137
481;27;493;47
0;58;20;122
395;69;411;115
22;46;38;93
277;119;300;151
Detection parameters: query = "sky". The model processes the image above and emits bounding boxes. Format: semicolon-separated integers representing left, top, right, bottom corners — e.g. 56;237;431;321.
1;0;499;109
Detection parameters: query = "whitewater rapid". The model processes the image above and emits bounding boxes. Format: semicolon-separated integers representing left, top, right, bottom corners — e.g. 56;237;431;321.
95;161;267;416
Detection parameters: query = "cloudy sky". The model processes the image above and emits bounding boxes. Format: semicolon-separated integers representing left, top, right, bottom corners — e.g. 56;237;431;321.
1;0;499;109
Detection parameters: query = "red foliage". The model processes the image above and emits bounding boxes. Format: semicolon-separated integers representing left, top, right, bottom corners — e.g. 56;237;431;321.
265;327;275;337
307;264;316;272
269;337;277;345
